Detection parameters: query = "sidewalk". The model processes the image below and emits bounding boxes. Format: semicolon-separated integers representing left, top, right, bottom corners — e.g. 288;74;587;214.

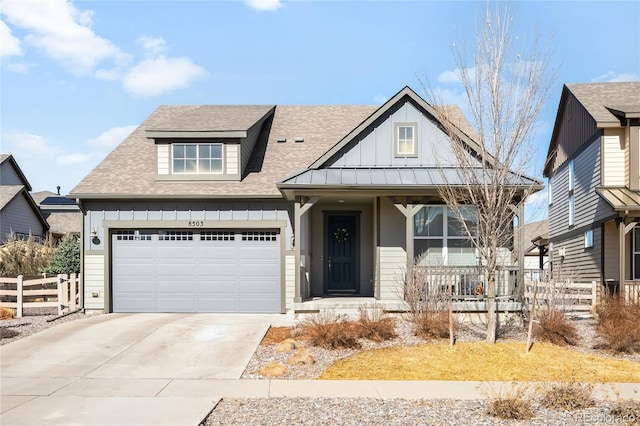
2;378;639;425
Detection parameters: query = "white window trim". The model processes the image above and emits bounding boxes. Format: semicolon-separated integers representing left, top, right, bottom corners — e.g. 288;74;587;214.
584;229;593;248
568;160;574;192
171;143;224;175
548;178;553;206
568;193;575;227
394;122;418;157
413;205;477;265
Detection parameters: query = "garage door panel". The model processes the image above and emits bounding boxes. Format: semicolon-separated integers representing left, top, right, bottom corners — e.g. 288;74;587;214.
112;229;280;313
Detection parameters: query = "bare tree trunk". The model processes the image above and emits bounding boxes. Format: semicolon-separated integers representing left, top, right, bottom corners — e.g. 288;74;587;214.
526;280;538;353
486;274;497;343
449;279;454;348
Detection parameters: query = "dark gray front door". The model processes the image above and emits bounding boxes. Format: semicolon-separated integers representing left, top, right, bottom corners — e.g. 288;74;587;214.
325;214;358;294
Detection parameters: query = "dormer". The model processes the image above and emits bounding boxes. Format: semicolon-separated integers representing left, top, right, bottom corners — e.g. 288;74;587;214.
146;105;275;181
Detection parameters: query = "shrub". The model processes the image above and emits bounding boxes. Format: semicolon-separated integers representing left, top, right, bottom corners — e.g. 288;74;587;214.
413;310;453;340
595;296;640;354
0;307;15;320
0;327;19;339
356;304;397;342
46;234;80;274
297;311;361;349
534;308;581;346
539;381;594;411
609;398;640;421
484;383;534;420
0;233;54;276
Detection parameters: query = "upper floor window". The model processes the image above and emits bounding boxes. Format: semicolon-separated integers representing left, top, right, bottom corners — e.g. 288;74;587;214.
548;179;553;206
568;160;575;227
568;160;574;192
395;123;417;157
172;143;223;174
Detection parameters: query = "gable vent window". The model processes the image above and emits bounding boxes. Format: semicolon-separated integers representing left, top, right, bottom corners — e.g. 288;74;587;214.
159;231;193;241
172;143;223;174
395;123;417;157
115;230;151;241
201;231;235;241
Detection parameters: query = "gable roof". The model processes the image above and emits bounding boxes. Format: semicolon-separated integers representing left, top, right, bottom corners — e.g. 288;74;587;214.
544;82;640;176
71;105;376;199
309;86;483;169
0;185;50;232
0;154;32;191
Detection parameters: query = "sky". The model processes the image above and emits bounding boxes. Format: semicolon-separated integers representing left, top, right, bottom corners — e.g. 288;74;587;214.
1;0;639;222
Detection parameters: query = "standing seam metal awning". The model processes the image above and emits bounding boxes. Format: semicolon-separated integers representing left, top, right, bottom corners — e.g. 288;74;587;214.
596;187;640;211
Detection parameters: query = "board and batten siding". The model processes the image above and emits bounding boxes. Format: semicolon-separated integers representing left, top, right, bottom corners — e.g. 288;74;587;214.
241;119;267;174
549;137;612;238
602;129;626;186
83;253;105;310
0;193;45;241
549;92;599;173
328;101;458;168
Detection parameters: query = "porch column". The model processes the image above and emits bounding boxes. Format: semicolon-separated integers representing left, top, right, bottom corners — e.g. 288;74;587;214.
516;202;525;293
619;218;638;293
294;196;317;303
390;198;424;263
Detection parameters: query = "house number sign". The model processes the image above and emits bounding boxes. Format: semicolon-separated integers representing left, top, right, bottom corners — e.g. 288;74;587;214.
187;220;205;227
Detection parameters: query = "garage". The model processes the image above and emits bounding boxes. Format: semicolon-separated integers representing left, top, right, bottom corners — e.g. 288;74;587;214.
111;229;281;313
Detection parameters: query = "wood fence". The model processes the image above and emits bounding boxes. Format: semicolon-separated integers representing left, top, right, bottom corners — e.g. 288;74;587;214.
0;274;82;317
623;281;640;303
524;280;597;315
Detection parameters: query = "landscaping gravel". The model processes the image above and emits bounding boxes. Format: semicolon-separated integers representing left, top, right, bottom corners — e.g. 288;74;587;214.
204;397;627;426
0;307;100;346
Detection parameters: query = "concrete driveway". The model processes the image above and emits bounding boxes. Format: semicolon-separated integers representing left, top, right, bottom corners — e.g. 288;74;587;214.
0;313;281;425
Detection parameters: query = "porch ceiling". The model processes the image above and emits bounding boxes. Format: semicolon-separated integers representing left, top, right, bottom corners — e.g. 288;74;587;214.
596;187;640;211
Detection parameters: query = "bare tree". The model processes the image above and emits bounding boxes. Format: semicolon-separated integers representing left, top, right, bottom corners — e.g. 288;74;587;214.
423;4;554;343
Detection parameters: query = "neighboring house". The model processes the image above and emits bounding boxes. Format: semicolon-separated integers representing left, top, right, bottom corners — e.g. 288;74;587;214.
514;220;549;280
543;82;640;295
32;190;82;241
0;154;49;244
71;86;538;314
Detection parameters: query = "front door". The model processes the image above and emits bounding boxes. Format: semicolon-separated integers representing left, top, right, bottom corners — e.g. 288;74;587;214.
325;213;359;294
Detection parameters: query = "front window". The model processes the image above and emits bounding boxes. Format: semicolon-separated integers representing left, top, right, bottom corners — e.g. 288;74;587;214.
414;206;476;266
395;123;417;156
172;143;223;174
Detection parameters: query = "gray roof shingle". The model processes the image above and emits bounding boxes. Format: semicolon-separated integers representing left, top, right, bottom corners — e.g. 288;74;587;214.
147;105;276;132
567;82;640;125
71;105;376;197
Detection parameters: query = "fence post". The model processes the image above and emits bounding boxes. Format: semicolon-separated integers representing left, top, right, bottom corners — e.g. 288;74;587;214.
77;273;83;309
16;275;23;318
68;274;76;311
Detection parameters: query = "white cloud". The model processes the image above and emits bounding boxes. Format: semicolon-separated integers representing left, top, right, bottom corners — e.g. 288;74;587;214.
1;0;129;74
245;0;283;11
6;62;28;73
3;131;56;158
123;56;206;97
437;67;476;85
56;153;91;165
591;71;640;83
138;35;167;56
524;188;548;222
87;125;137;149
373;95;388;104
0;19;22;57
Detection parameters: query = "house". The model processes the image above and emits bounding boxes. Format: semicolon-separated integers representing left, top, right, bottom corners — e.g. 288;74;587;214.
543;82;640;296
0;154;49;244
70;86;538;314
32;190;82;242
513;220;549;281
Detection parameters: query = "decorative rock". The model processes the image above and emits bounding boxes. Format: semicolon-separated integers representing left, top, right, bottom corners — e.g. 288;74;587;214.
259;361;288;377
276;338;298;352
288;348;316;366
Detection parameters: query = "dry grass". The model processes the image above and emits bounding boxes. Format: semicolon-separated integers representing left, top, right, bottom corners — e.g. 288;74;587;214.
595;297;640;354
0;307;15;320
484;383;534;420
318;342;640;382
539;380;595;411
609;398;640;420
534;309;581;346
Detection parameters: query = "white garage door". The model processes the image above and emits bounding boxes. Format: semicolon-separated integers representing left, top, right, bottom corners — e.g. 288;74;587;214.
112;229;281;313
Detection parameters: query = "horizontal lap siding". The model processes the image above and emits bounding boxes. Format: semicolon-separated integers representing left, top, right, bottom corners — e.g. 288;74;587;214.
0;163;23;186
552;227;601;282
1;195;45;241
83;254;104;310
378;247;405;300
285;253;295;310
603;131;625;186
